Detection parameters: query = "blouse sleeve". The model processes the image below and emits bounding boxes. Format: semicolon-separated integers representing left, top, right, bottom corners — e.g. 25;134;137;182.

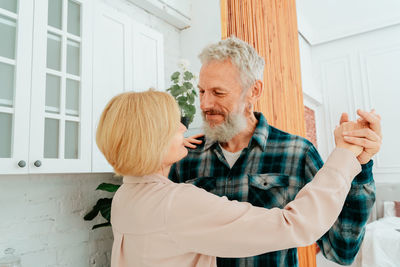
165;148;361;258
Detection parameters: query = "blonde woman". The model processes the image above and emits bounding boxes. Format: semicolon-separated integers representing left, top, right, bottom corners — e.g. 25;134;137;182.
96;90;364;267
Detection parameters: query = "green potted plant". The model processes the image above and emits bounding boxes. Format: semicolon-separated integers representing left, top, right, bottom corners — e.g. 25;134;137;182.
84;182;120;229
166;59;198;127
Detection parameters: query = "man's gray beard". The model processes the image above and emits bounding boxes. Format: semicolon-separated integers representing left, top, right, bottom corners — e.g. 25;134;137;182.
202;112;247;143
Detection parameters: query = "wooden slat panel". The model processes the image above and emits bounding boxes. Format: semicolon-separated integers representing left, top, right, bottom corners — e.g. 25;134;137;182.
220;1;315;266
222;0;306;137
298;244;317;267
220;0;228;39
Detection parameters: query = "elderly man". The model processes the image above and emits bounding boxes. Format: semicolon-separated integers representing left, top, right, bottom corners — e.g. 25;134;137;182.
169;37;382;267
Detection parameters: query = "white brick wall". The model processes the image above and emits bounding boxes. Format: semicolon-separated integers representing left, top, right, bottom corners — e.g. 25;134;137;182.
0;0;182;266
0;173;117;267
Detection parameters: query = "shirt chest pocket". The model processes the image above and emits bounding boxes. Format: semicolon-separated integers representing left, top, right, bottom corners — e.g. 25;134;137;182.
248;173;289;209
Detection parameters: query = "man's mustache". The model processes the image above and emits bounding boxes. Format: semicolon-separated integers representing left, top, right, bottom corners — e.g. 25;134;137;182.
203;110;225;116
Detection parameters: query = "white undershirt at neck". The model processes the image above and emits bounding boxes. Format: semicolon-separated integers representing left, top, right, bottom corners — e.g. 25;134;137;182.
219;144;243;168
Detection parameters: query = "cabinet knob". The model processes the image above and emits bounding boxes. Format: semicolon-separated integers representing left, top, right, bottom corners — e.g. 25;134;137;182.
18;160;26;168
34;160;42;167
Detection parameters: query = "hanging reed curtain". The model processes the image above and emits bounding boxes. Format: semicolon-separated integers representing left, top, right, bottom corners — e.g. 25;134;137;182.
220;0;306;137
220;0;316;266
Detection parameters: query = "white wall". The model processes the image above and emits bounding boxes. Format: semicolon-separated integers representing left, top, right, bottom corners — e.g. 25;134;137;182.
297;2;400;265
0;173;118;267
299;34;321;103
297;2;400;184
299;25;400;184
179;0;222;134
297;0;400;45
310;24;400;184
299;34;330;160
0;0;182;265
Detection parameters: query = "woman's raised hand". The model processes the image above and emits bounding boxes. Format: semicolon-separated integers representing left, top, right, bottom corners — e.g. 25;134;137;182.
334;121;366;157
183;133;205;149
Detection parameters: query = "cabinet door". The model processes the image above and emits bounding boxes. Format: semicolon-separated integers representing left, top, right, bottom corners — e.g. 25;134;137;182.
132;22;164;92
91;3;132;172
91;4;165;172
0;0;33;174
29;0;93;173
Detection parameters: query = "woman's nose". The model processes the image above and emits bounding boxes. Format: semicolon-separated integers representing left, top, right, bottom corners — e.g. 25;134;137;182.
180;122;187;132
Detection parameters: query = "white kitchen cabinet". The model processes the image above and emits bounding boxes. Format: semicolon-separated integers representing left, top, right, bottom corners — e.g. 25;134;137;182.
0;0;93;174
127;0;191;29
132;21;164;92
0;0;164;174
91;3;132;172
0;0;33;174
91;1;164;172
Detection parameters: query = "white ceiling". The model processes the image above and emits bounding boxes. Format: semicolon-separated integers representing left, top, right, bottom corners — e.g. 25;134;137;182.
296;0;400;45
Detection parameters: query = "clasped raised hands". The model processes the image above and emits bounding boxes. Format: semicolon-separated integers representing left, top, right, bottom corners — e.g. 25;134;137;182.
335;109;382;163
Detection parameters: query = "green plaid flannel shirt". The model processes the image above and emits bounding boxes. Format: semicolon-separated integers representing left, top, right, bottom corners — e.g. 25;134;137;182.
169;112;375;267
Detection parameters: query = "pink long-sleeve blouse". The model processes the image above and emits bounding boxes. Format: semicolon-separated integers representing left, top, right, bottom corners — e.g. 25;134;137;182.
111;148;361;267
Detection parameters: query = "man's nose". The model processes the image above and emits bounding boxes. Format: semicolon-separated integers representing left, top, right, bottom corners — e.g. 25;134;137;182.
200;92;215;111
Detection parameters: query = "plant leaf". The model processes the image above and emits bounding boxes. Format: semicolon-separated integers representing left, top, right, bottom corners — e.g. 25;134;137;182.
177;96;187;102
183;82;193;90
83;206;100;221
97;198;112;221
170;85;185;97
186;105;196;117
176;96;187;107
84;197;112;221
92;222;111;230
188;93;195;104
183;71;193;81
182;103;195;118
171;71;180;81
96;183;120;192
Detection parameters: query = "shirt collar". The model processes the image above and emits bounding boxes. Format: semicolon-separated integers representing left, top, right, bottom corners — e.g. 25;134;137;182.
204;137;218;150
123;173;173;184
251;112;269;151
203;112;269;152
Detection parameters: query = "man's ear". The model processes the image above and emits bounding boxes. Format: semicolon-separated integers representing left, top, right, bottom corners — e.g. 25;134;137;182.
249;80;263;102
243;80;263;116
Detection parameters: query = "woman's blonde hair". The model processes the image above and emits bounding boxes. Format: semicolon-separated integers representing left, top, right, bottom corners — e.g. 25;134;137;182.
96;90;180;176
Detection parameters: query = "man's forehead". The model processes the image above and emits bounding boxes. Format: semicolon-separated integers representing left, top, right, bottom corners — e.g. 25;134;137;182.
199;64;242;90
200;59;239;73
197;84;228;91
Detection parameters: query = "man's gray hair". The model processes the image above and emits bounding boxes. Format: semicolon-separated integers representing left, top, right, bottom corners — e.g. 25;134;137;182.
198;36;265;91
